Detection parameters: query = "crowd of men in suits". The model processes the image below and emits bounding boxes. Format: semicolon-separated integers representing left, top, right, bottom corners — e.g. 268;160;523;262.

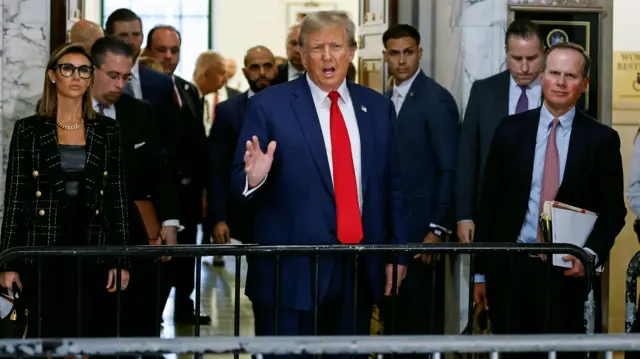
55;7;625;359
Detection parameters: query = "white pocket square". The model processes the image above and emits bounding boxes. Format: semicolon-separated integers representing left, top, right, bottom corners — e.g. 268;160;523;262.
134;142;146;149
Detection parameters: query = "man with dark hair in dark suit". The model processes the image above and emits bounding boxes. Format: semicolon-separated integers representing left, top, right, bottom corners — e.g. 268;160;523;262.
274;23;305;84
473;42;625;351
90;36;179;339
207;45;279;247
456;18;545;244
105;9;182;189
382;24;459;348
145;24;211;325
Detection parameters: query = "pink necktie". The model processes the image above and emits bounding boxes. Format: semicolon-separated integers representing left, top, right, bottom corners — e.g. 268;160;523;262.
538;118;560;244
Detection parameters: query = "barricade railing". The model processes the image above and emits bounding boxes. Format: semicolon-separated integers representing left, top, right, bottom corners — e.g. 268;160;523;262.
0;243;597;348
625;250;640;333
0;334;639;357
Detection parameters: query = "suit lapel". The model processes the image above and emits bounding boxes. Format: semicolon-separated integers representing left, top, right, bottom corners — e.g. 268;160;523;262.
395;71;425;120
496;71;511;121
35;117;64;202
558;112;587;197
138;68;154;103
177;77;200;120
348;83;373;197
290;77;334;197
519;109;542;186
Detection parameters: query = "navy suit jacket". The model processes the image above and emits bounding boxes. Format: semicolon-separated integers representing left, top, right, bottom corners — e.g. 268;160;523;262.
386;71;459;240
208;92;251;242
138;65;181;164
231;76;408;311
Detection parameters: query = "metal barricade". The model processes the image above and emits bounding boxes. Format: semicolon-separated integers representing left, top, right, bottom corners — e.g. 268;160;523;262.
0;334;639;358
0;242;597;341
625;250;640;333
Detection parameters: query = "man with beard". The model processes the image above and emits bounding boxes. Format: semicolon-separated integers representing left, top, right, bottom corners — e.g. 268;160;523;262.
90;35;179;341
207;45;278;245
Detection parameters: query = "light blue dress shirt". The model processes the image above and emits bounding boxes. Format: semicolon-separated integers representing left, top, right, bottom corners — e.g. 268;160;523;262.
475;105;587;283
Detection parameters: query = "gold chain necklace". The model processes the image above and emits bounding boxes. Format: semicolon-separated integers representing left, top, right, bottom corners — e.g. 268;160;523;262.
56;119;84;131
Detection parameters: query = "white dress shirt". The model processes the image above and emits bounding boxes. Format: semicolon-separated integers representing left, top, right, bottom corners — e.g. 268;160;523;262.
288;65;304;82
171;75;183;108
92;98;181;229
129;60;143;100
244;75;363;211
391;69;420;115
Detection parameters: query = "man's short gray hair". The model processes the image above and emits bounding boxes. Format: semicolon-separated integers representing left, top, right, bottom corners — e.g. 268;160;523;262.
193;50;224;79
298;10;357;49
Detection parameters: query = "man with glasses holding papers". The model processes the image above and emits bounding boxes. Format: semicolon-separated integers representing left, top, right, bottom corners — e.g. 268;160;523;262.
472;42;625;350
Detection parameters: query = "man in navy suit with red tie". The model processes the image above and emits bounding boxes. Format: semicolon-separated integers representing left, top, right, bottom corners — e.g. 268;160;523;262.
232;10;408;342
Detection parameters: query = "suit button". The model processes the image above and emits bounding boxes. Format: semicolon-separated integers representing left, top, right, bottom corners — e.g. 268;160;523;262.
35;191;41;197
32;170;39;177
38;209;45;216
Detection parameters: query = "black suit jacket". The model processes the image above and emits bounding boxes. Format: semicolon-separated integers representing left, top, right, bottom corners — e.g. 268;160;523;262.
456;71;511;222
226;85;241;99
114;94;179;238
0;115;130;270
138;66;181;168
386;71;459;240
474;108;626;276
274;63;289;85
173;75;209;225
207;91;251;242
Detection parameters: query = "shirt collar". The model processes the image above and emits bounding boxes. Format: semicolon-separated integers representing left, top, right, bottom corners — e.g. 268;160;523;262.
305;73;350;107
92;97;114;111
509;74;541;90
248;89;255;98
131;60;140;80
393;69;421;97
288;63;303;79
540;103;575;130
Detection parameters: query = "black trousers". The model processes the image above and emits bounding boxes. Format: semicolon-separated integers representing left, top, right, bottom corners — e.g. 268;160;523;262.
486;254;597;359
168;224;198;314
382;257;445;359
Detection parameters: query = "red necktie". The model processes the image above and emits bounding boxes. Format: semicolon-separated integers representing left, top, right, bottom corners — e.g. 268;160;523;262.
173;87;182;108
328;91;363;244
211;92;219;122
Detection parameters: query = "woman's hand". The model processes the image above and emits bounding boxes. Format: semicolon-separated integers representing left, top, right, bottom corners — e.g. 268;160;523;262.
106;269;130;292
0;272;22;291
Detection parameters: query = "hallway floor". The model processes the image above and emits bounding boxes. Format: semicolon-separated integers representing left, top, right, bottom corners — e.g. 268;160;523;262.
160;233;253;359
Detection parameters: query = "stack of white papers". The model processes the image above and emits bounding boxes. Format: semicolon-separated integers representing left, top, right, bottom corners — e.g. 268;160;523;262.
541;201;602;272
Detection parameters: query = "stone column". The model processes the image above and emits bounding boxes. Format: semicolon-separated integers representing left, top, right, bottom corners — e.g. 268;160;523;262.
0;0;50;220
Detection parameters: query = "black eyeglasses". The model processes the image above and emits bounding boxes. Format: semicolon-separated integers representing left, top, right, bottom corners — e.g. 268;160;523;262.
96;67;133;83
55;63;93;79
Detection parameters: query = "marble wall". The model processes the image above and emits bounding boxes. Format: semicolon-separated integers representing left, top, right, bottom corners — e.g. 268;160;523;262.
434;0;509;114
0;0;50;220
